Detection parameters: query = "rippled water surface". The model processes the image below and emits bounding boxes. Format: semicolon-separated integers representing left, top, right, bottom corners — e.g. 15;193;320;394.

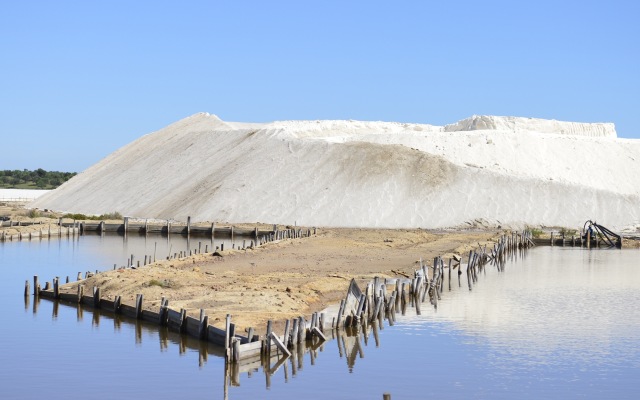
1;237;638;399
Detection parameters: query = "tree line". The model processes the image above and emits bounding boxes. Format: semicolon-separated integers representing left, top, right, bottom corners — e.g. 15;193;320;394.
0;169;77;189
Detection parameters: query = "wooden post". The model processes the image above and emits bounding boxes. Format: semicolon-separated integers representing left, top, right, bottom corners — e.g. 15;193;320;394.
123;217;129;237
336;299;346;329
266;320;273;354
93;287;101;308
199;309;208;340
448;258;452;291
232;339;240;363
77;285;84;303
53;277;59;299
114;295;121;313
247;327;255;342
187;216;191;237
550;231;554;246
283;319;291;348
297;316;305;344
33;276;39;296
24;280;30;297
225;314;232;351
135;294;143;319
179;309;187;333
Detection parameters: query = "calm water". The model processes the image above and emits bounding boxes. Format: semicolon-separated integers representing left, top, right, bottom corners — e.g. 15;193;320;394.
1;237;638;399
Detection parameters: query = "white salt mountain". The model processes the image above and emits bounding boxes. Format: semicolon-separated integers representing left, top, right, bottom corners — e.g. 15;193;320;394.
32;113;640;230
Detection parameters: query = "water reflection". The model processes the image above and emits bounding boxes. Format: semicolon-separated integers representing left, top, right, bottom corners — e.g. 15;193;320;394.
10;237;640;399
31;290;397;396
395;247;640;368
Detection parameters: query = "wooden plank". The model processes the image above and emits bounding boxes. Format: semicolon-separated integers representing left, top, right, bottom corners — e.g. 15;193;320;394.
311;327;326;342
207;325;226;346
185;315;200;337
167;308;183;332
99;298;115;310
58;293;77;302
120;304;138;319
269;332;291;357
142;310;160;324
236;340;263;360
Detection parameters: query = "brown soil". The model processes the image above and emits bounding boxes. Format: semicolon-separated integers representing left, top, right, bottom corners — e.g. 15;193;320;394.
56;227;499;335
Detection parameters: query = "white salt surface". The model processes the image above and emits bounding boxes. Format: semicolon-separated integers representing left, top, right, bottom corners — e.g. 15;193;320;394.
31;113;640;230
0;189;51;201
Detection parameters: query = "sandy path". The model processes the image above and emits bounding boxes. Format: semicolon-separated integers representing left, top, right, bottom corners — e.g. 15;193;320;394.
59;228;499;335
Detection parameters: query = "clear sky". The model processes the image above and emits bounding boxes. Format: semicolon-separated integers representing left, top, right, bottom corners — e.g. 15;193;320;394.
1;1;638;172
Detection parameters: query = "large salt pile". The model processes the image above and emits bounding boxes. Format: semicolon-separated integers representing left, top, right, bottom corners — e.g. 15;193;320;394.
32;113;640;230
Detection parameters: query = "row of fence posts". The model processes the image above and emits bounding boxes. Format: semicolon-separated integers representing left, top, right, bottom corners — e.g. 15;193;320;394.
23;230;530;399
1;221;79;241
329;230;535;330
23;225;321;362
258;226;317;246
25;230;532;365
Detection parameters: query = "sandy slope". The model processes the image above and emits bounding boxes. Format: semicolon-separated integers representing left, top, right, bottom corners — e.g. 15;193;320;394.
32;113;640;230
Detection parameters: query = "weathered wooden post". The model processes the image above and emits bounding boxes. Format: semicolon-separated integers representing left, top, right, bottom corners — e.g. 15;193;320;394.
266;320;273;355
187;216;191;237
77;285;84;303
225;314;232;352
135;294;143;319
123;216;129;237
53;277;59;299
92;287;101;308
199;309;208;340
24;280;30;297
33;276;40;296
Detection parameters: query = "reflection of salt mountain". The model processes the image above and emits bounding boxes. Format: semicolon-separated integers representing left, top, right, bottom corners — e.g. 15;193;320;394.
32;113;640;229
394;248;640;365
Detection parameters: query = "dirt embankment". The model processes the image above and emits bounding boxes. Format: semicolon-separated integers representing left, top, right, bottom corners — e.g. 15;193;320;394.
60;228;500;334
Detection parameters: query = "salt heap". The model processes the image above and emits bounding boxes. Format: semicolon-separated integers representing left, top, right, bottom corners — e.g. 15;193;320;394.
32;113;640;230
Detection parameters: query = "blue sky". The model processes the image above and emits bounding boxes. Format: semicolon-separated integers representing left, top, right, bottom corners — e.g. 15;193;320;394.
1;1;638;171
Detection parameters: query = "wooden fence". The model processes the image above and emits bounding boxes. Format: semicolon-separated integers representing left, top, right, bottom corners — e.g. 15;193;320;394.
26;230;532;399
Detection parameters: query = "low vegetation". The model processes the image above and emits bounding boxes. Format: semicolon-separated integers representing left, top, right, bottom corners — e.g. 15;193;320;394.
147;279;175;289
62;212;123;221
527;226;544;238
559;227;578;237
0;168;76;189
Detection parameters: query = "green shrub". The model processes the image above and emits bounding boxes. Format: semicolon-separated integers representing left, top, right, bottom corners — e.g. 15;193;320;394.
61;212;123;221
559;227;578;237
527;226;544;238
99;212;123;220
148;279;173;288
